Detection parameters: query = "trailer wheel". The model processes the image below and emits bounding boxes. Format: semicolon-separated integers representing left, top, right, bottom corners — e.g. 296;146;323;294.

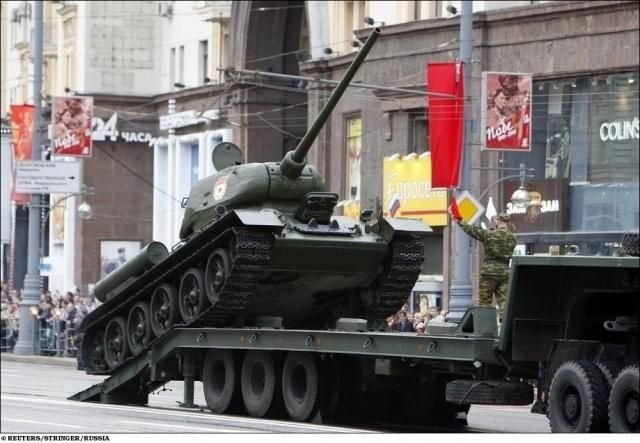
406;377;470;426
446;379;533;405
608;365;639;433
282;352;320;421
241;351;284;418
203;349;241;414
548;360;609;432
126;302;152;355
205;249;231;306
150;284;179;337
103;316;128;370
178;268;210;323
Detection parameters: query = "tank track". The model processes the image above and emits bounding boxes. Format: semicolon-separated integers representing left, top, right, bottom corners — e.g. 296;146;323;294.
79;227;273;375
366;233;425;318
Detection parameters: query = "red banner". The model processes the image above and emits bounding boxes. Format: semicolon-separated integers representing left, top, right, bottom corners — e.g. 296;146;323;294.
481;72;532;151
10;104;34;204
52;96;93;157
427;61;464;188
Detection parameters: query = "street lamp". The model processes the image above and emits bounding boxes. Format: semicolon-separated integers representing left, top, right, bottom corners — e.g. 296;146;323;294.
477;163;535;209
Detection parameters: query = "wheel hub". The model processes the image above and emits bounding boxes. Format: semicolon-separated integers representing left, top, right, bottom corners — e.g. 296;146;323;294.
563;393;580;421
625;396;639;425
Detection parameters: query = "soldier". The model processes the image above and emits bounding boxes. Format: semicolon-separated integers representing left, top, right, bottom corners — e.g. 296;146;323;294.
450;211;517;320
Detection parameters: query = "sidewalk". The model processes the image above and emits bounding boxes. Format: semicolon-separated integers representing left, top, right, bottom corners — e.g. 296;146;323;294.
1;351;76;367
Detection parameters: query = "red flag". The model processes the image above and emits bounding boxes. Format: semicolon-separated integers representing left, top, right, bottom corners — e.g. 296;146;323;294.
427;62;464;188
449;196;462;221
10;104;34;204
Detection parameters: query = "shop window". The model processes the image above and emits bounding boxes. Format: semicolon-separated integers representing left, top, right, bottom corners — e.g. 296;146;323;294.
345;115;362;200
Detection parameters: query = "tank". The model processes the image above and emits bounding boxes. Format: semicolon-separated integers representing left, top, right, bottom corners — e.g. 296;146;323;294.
76;27;432;374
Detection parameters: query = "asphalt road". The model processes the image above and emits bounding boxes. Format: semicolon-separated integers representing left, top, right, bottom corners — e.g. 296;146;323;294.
0;354;550;433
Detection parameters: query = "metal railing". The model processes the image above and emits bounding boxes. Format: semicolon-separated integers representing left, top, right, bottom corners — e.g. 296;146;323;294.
1;318;78;357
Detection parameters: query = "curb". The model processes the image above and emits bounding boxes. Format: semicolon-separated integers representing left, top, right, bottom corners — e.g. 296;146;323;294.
1;352;77;367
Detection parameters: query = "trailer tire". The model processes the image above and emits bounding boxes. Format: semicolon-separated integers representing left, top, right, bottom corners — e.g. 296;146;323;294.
241;351;284;418
595;360;620;388
406;376;470;426
608;365;639;433
203;349;241;414
548;360;609;433
446;379;533;406
282;352;320;421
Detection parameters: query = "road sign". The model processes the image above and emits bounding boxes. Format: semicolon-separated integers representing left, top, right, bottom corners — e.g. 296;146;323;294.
455;190;485;225
15;160;81;194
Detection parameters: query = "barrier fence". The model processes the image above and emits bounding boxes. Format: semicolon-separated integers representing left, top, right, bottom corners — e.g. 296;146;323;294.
1;319;77;357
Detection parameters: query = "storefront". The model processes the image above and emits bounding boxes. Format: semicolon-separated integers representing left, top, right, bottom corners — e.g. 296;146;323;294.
503;70;639;254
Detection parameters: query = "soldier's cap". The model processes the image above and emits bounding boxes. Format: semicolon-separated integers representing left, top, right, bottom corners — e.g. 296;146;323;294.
496;213;511;222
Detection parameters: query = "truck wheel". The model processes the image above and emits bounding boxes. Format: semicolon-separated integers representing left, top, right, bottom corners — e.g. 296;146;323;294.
150;284;179;337
608;365;639;433
407;377;470;426
178;268;210;323
203;349;241;414
127;301;152;355
548;360;609;432
205;249;231;306
103;317;128;370
282;352;320;421
446;379;533;405
241;351;284;418
595;360;621;388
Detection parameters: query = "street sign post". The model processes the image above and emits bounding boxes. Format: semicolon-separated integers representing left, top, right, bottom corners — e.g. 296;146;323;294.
15;160;81;194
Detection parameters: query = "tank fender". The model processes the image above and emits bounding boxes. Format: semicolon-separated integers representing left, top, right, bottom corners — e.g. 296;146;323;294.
374;217;432;242
232;209;285;229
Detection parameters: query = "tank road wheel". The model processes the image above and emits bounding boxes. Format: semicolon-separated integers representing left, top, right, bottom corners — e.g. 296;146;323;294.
205;248;231;306
126;301;152;355
150;284;179;337
282;352;321;421
548;360;609;432
85;330;107;372
103;316;129;370
241;351;284;418
609;365;639;433
203;349;242;414
178;268;209;323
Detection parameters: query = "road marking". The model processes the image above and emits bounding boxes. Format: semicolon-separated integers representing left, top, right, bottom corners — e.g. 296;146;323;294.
119;420;252;432
0;374;25;377
1;417;85;429
1;395;367;432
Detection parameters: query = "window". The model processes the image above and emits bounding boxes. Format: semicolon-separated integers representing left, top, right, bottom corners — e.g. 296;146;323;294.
412;116;429;154
170;47;176;88
199;40;209;85
345;115;362;200
190;144;199;186
178;46;185;84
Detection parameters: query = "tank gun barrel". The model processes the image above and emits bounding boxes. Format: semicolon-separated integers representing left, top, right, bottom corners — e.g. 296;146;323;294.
280;27;381;179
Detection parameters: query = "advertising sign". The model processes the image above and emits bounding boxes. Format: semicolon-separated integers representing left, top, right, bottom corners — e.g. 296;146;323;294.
481;72;532;151
52;96;93;157
10;104;34;204
504;178;568;233
383;154;448;227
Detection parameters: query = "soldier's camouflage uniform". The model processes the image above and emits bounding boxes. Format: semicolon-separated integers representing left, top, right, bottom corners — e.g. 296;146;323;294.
455;219;517;319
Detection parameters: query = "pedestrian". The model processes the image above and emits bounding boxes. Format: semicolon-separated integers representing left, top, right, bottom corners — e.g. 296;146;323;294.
396;311;415;332
450;210;517;321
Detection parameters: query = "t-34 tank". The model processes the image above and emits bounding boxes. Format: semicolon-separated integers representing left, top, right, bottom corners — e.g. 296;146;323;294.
77;27;431;374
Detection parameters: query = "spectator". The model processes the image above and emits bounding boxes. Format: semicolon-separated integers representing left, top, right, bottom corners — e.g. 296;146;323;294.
413;312;424;329
433;310;447;322
74;297;89;330
416;322;426;334
396;311;415;333
388;313;400;331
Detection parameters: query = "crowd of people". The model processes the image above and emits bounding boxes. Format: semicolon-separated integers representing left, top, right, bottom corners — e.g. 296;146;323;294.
0;281;101;356
387;303;448;334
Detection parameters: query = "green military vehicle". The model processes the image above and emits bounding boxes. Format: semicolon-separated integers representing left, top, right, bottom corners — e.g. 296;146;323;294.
70;25;638;432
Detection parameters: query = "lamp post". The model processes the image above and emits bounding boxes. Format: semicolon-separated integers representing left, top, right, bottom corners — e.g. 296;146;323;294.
477;163;535;206
13;1;43;355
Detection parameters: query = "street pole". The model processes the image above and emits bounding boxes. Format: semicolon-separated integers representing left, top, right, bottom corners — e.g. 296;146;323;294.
448;1;474;322
14;1;43;355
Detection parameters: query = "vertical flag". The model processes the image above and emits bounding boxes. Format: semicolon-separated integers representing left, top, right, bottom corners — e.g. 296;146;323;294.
427;61;464;188
448;196;462;221
485;196;498;222
10;104;34;204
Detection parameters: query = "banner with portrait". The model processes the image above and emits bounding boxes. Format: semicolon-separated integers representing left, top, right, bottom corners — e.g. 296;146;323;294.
10;104;34;204
481;72;532;151
51;96;93;157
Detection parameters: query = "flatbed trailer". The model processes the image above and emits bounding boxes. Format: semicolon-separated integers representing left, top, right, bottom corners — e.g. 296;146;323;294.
70;254;639;432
